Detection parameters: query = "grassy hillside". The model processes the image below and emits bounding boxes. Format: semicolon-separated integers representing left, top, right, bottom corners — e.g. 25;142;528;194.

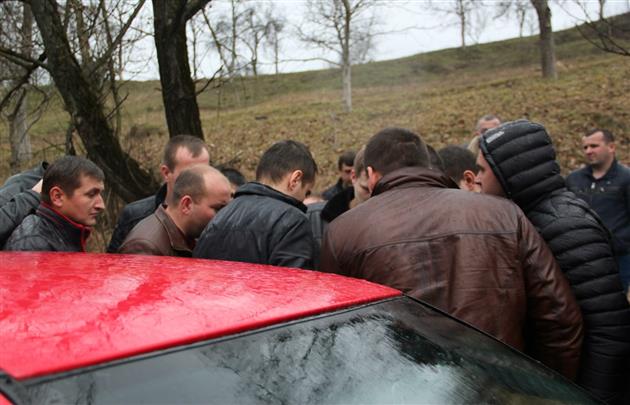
2;14;629;192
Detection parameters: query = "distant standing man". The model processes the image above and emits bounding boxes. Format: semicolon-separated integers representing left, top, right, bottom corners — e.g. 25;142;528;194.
194;140;318;269
567;129;630;294
322;150;355;200
108;135;210;252
321;128;583;380
119;165;232;257
3;156;105;252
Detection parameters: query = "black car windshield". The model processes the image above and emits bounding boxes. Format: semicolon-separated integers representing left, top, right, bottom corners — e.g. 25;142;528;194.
23;297;593;404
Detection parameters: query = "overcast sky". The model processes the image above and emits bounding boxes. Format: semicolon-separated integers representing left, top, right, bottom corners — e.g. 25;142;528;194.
126;0;630;81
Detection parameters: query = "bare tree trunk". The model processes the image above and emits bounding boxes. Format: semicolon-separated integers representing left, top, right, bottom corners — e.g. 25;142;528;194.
274;39;279;74
598;0;606;21
30;0;159;202
341;0;352;112
152;0;209;139
532;0;557;79
457;0;466;48
8;4;33;174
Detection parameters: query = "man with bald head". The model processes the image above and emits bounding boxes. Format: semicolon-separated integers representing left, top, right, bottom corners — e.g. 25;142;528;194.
118;165;232;257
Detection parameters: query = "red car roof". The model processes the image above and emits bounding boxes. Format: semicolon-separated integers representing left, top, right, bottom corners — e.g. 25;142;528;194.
0;252;400;380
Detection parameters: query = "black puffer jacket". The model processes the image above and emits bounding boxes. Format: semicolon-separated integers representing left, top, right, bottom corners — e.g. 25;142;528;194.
193;182;316;269
480;120;630;404
107;185;167;253
3;203;91;252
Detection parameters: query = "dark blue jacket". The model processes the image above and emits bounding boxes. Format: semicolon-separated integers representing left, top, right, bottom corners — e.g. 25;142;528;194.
566;160;630;255
193;182;316;269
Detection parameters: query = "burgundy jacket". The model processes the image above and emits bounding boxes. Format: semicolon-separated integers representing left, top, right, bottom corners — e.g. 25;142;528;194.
118;206;194;257
321;167;584;380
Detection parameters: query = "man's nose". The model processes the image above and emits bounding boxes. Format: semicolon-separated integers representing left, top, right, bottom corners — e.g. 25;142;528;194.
95;195;105;210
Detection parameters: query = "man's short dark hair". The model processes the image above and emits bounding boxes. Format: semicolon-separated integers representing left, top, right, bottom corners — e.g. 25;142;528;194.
256;140;318;184
41;156;104;204
170;165;210;205
338;150;356;170
364;128;429;176
162;135;208;171
426;144;445;173
217;166;246;187
438;145;477;183
586;128;614;143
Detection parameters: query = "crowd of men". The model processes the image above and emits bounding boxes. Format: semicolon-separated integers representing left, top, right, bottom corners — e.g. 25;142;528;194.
1;116;629;404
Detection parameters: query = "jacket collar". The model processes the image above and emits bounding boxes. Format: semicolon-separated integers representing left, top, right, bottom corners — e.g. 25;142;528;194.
585;159;619;181
372;167;458;197
37;202;91;252
154;205;194;254
235;182;307;213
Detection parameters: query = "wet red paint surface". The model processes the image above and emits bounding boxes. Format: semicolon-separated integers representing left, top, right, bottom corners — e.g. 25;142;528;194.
0;252;400;380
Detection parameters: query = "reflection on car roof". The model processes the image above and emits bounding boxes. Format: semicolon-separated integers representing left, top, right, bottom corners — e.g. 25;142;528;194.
0;252;400;379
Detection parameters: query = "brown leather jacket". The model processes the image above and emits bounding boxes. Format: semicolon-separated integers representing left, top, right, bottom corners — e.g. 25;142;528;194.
321;167;583;379
118;206;193;257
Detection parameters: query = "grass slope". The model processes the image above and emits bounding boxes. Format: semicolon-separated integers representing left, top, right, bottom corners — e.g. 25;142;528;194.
1;14;629;192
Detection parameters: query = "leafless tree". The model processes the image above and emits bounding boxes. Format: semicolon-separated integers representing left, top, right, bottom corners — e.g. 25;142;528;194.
298;0;378;113
428;0;488;48
531;0;557;79
495;1;536;38
152;0;211;140
264;7;286;75
0;2;35;174
570;0;630;57
0;0;159;202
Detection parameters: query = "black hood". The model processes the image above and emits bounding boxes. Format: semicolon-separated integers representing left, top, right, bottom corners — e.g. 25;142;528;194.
479;119;565;212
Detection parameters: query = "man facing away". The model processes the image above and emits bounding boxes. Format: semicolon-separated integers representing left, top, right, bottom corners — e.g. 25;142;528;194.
566;129;630;296
193;140;318;269
438;145;480;192
476;120;630;404
320;127;583;380
119;165;232;257
4;156;104;252
322;150;355;200
107;135;210;252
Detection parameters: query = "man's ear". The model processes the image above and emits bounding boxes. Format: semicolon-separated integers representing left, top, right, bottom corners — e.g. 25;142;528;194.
179;195;194;214
160;164;171;183
367;166;382;194
461;170;478;191
288;170;304;191
49;186;65;208
350;168;357;182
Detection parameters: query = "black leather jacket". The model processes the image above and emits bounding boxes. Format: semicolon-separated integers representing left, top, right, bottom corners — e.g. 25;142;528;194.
480;120;630;404
193;182;316;269
3;203;91;252
107;185;167;253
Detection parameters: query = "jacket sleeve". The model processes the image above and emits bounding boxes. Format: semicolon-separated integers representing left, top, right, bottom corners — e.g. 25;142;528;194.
0;190;40;246
518;211;584;381
269;214;316;270
320;224;344;275
537;197;630;402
